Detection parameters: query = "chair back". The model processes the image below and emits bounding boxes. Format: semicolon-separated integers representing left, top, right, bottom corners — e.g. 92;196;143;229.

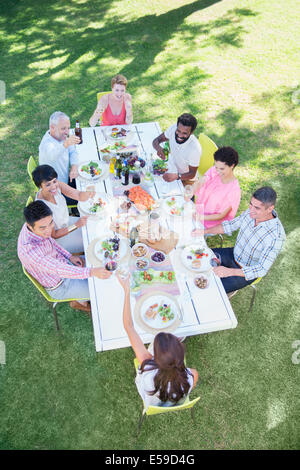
26;195;33;207
27;156;38;191
97;91;110;103
133;358;200;416
197;134;218;176
22;265;55;302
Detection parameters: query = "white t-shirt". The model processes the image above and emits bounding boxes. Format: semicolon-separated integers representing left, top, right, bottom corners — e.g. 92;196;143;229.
135;363;194;409
164;124;202;174
36;189;69;229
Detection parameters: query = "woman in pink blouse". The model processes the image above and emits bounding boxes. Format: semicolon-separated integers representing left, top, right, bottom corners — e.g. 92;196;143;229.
193;147;241;229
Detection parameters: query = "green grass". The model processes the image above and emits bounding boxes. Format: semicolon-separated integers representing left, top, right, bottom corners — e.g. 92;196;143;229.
0;0;299;450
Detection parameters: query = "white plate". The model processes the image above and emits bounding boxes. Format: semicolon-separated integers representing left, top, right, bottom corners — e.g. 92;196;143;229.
78;161;107;181
105;126;134;143
78;192;110;215
181;244;212;272
163;195;184;217
141;294;179;330
94;236;128;262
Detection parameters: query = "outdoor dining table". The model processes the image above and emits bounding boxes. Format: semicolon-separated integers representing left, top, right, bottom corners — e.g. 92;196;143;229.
74;122;238;352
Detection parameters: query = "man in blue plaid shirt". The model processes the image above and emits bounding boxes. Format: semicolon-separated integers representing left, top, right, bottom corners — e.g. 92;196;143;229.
202;187;286;293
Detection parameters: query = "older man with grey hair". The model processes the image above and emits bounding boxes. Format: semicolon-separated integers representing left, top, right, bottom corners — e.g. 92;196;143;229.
39;111;80;185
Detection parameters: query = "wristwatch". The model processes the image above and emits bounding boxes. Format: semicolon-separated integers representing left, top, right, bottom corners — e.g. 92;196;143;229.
177;173;181;180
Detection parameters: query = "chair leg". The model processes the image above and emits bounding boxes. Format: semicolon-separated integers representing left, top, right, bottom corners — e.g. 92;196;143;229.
191;407;196;423
249;287;256;312
137;408;146;437
218;234;223;248
52;303;60;331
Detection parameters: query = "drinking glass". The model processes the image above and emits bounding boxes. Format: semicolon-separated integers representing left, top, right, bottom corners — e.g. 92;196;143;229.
184;185;194;202
117;263;130;279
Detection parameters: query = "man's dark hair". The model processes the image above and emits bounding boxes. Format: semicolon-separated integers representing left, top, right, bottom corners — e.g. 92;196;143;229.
177;113;198;133
24;200;53;227
214;146;239;167
252;186;277;207
32;165;58;188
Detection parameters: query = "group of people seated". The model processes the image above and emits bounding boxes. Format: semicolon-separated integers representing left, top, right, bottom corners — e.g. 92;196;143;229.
17;73;286;408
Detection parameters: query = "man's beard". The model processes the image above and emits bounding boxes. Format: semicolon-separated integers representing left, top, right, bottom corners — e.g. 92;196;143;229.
175;133;189;144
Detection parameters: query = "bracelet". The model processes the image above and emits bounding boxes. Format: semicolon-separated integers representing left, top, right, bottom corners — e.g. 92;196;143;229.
68;224;77;233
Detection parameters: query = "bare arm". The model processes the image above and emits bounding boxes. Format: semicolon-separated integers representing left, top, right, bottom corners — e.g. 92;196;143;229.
163;165;198;183
59;181;95;202
204;206;232;221
189;368;199;390
89;95;108;127
124;93;133;124
152;133;168;159
117;274;152;364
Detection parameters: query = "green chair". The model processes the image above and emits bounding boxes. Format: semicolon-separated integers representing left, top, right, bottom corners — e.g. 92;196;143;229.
26;195;33;207
27;156;77;213
27;156;38;192
22;266;89;331
228;277;262;312
197;133;218;177
133;358;200;436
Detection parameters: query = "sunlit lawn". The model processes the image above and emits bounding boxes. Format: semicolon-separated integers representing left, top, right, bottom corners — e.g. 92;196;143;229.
0;0;299;450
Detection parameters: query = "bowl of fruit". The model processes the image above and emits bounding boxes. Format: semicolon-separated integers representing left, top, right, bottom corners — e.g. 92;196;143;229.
151;251;166;264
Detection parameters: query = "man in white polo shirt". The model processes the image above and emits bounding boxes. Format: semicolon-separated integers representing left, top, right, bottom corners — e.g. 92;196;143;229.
152;113;201;184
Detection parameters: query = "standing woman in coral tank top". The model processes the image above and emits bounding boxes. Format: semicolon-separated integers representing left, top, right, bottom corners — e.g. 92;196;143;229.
89;74;133;127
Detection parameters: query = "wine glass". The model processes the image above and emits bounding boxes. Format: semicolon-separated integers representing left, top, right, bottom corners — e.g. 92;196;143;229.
117;263;130;279
184;185;194;202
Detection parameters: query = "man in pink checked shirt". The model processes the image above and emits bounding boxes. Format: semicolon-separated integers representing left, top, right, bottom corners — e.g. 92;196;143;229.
18;200;111;314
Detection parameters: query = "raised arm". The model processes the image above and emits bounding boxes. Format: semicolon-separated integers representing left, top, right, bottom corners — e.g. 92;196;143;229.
89;95;108;127
117;273;152;364
152;133;168;159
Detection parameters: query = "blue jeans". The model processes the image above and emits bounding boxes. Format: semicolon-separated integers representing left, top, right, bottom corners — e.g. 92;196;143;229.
213;247;257;294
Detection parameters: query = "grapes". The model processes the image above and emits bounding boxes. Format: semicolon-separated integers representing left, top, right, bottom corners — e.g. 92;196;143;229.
139;159;145;168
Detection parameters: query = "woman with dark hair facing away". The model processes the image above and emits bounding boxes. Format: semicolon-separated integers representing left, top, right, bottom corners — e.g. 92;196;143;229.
32;164;95;252
89;74;133;127
192;146;241;230
117;273;199;408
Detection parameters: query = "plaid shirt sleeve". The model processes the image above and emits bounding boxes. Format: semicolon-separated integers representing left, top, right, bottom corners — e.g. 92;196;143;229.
242;236;285;281
222;212;244;235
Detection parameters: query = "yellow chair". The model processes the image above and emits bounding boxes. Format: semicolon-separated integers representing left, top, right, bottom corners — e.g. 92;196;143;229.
27;156;38;192
26;195;33;207
97;91;110;103
22;266;89;331
197;133;218;176
134;358;200;436
228;277;262;312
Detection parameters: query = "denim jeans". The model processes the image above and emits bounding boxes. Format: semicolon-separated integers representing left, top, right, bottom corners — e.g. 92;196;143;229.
213;247;257;294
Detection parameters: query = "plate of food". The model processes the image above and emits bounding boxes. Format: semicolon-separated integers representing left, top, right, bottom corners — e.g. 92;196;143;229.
94;234;128;263
78;161;104;180
78;192;110;215
138;292;180;330
131;243;149;258
100;141;128;155
105;126;134;142
181;244;212;272
131;269;176;292
125;186;158;212
112;213;140;236
163;195;184;217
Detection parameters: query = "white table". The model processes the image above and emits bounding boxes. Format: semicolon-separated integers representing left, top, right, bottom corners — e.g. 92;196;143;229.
74;123;237;352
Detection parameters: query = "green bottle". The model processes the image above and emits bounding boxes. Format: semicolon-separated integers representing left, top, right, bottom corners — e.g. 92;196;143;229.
163;141;170;161
115;156;122;179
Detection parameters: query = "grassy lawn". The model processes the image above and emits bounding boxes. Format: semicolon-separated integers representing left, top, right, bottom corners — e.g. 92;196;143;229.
0;0;299;450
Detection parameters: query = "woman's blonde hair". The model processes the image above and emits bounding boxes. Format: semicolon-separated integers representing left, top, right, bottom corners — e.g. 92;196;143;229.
111;74;128;88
